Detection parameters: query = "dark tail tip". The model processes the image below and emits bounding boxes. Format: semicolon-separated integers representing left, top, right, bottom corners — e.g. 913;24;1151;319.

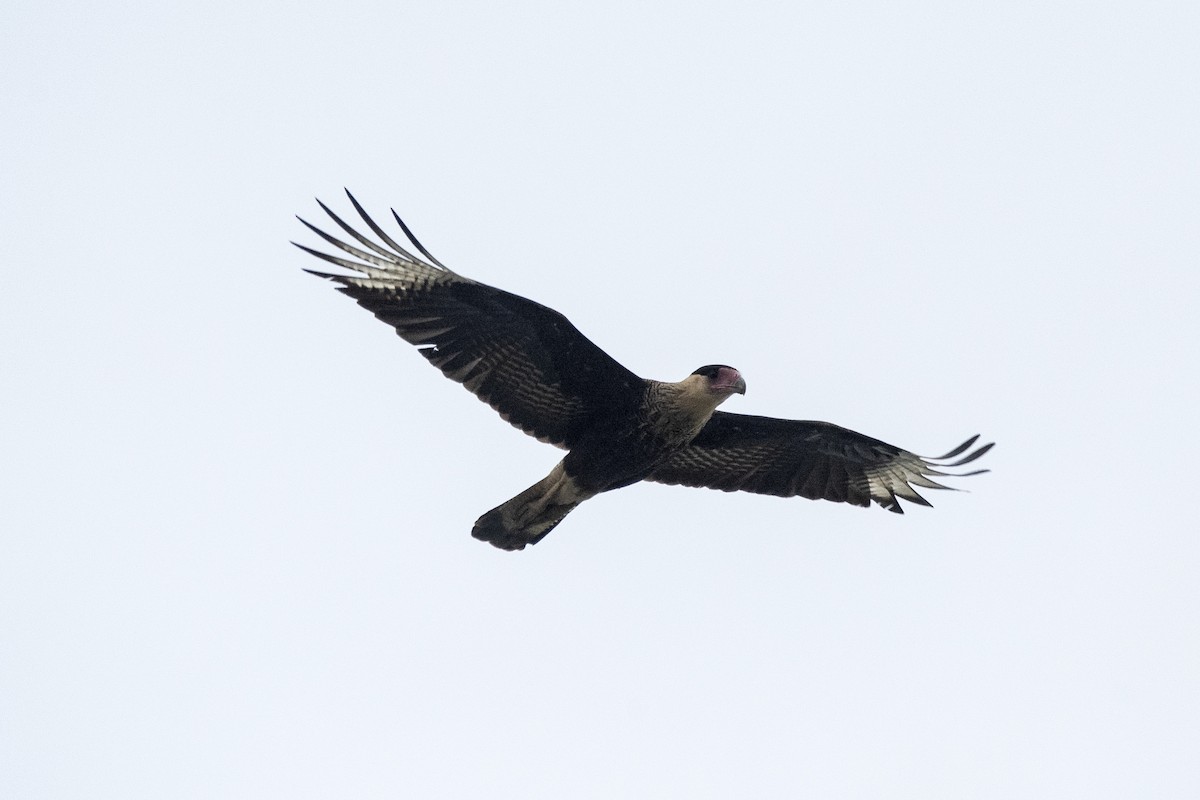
471;508;532;552
471;506;569;552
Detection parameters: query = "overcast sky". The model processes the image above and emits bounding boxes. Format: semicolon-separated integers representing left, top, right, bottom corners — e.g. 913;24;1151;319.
2;1;1198;797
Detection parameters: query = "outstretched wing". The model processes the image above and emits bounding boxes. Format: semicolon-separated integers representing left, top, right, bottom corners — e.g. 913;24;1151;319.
295;191;645;448
646;412;993;513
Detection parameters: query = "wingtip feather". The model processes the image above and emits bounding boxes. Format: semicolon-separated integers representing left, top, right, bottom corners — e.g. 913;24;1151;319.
932;434;980;461
391;208;448;269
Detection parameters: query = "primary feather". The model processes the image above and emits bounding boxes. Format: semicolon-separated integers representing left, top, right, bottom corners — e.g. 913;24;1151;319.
298;192;993;550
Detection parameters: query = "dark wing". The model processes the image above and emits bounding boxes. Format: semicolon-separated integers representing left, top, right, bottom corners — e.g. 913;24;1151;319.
646;412;993;513
295;191;645;448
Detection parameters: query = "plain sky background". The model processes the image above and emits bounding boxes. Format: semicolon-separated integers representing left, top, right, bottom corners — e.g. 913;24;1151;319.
2;1;1198;797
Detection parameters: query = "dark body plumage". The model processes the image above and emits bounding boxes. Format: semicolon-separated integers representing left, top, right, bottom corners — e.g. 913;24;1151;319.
297;192;992;550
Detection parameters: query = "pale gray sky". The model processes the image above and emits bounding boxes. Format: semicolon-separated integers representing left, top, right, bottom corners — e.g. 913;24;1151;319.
2;1;1198;797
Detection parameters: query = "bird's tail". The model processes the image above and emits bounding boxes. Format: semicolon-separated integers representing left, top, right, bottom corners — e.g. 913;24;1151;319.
471;462;591;551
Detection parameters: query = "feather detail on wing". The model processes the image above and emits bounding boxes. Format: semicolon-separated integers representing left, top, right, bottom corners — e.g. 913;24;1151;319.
295;191;645;448
646;412;993;513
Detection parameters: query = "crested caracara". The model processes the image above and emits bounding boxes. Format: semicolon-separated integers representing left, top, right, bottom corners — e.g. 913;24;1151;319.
296;192;992;551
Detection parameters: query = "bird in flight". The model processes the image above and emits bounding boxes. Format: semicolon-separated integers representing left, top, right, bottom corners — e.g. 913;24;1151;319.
296;191;992;551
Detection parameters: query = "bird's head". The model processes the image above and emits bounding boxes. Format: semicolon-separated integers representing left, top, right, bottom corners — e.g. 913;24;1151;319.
690;364;747;398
